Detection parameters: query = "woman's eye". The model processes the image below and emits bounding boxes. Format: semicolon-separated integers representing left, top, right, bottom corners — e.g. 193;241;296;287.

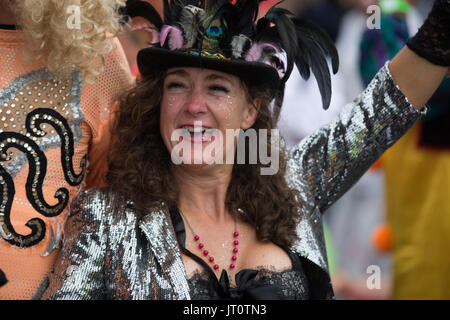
209;85;229;93
166;82;186;89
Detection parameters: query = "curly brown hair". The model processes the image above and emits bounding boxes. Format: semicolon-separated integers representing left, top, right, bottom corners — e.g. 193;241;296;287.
106;71;303;248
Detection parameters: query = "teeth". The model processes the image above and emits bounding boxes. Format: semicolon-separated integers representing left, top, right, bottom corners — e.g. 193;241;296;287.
182;126;213;133
203;128;216;134
179;126;217;142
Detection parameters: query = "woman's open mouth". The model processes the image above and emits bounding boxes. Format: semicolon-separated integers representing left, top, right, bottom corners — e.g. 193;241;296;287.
179;125;217;143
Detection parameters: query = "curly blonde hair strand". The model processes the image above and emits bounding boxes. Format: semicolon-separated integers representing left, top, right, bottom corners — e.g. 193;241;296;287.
17;0;126;82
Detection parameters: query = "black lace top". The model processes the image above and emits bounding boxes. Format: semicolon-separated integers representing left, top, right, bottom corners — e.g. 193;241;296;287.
170;207;310;300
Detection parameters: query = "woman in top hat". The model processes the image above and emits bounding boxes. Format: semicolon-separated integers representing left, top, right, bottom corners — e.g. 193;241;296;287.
37;0;449;300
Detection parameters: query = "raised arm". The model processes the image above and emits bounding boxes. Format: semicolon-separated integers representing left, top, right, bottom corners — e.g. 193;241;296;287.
287;63;422;213
287;0;449;213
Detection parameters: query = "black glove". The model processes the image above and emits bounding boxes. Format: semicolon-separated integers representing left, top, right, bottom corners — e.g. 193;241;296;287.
406;0;450;66
0;268;7;287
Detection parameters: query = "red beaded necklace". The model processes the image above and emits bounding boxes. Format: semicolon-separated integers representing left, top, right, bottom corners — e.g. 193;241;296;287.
179;210;239;271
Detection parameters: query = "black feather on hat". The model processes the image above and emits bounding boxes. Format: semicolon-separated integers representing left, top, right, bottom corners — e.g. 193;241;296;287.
125;0;339;110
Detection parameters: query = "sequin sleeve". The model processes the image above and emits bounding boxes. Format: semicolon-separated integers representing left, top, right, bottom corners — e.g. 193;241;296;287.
286;62;424;214
38;188;109;300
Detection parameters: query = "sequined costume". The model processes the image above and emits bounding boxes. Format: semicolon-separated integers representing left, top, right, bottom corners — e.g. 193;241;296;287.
0;27;134;299
35;63;423;300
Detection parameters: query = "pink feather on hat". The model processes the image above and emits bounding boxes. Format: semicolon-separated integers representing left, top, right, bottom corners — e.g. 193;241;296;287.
160;25;184;50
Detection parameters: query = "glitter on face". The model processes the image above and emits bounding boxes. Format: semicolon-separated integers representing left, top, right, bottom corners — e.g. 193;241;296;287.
168;96;176;107
223;95;234;128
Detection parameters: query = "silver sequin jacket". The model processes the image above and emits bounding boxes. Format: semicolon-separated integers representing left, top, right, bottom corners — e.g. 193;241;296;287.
36;63;423;300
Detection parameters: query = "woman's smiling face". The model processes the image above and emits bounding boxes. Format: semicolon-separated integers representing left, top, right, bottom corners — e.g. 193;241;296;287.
160;67;258;167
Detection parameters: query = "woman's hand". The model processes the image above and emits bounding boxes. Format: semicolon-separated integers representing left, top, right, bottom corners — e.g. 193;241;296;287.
389;0;449;110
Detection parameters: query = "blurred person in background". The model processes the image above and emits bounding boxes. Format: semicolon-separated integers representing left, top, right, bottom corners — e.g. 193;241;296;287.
0;0;133;299
359;0;450;299
118;0;164;76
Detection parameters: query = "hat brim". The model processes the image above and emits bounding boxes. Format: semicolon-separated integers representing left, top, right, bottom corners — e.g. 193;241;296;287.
137;47;281;94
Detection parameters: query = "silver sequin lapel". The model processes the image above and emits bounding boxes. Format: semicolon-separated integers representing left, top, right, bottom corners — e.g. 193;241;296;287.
139;207;191;299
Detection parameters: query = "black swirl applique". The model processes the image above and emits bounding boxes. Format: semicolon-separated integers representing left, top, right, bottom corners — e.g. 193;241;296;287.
0;108;85;248
0;132;49;247
27;108;86;186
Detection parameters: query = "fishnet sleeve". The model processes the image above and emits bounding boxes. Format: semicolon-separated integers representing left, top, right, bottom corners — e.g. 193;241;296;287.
81;37;134;188
406;0;450;67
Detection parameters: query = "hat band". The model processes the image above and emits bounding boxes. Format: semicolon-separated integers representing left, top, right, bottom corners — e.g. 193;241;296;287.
186;49;229;60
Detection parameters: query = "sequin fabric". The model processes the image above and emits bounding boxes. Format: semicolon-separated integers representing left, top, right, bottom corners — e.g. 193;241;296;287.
0;28;134;299
37;63;423;300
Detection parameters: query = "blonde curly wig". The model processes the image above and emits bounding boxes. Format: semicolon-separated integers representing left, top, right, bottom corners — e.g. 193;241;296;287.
16;0;127;82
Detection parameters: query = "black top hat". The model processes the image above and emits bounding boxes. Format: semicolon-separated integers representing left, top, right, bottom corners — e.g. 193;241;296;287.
126;0;339;110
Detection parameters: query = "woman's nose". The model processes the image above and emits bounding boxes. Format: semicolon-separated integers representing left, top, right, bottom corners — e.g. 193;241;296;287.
185;91;208;115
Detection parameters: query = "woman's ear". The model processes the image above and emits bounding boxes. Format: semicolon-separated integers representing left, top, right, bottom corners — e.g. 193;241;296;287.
241;98;261;130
